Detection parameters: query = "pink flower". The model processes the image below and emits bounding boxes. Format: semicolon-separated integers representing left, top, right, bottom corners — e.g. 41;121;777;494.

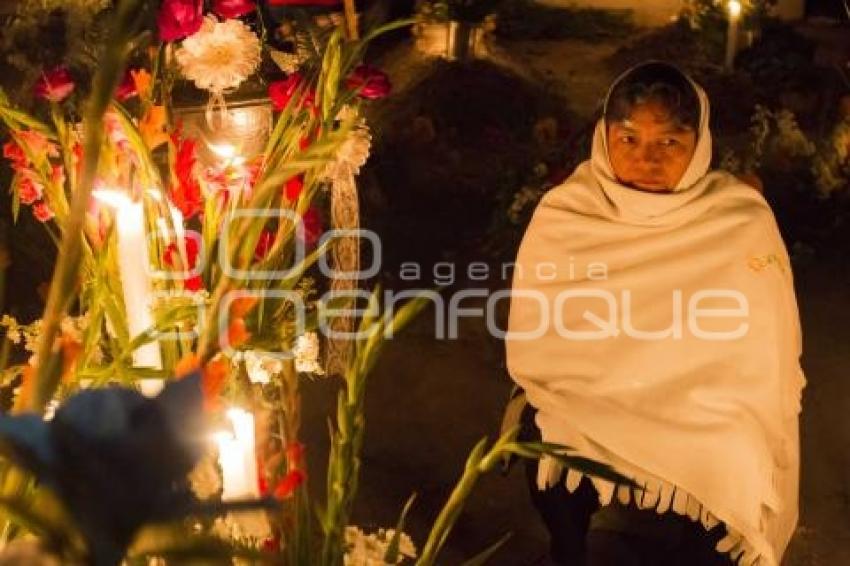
18;174;43;205
32;201;54;223
157;0;204;42
115;69;138;101
17;130;59;161
213;0;256;19
268;73;315;112
345;65;391;100
51;164;65;188
34;67;75;103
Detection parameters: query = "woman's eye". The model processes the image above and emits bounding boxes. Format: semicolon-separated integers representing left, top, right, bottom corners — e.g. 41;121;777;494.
619;136;635;144
660;138;680;147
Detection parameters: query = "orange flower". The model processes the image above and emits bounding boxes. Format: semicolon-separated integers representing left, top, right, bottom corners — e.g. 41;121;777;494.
229;296;258;319
140;105;169;149
59;333;82;385
201;356;229;412
174;353;227;412
130;68;153;101
174;353;201;377
13;365;36;413
226;318;250;349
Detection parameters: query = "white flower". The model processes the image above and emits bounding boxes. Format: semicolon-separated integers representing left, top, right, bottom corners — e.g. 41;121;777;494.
344;526;417;565
324;120;372;184
292;332;324;375
243;350;284;384
1;315;21;344
189;452;222;500
176;16;261;93
213;511;271;545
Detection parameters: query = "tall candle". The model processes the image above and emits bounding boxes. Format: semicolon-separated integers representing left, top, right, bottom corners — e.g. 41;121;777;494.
93;190;163;373
115;200;163;370
217;408;260;501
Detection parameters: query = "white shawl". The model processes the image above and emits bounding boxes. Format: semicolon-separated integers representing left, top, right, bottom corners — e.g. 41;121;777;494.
505;68;805;565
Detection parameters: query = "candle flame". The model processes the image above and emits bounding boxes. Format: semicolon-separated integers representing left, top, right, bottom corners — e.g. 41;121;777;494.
208;142;239;160
92;189;132;209
727;0;742;19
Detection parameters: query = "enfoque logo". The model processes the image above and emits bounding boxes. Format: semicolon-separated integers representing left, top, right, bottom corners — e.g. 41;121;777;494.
144;216;751;355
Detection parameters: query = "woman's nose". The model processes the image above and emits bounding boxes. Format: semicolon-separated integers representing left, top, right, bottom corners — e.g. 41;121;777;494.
640;143;662;164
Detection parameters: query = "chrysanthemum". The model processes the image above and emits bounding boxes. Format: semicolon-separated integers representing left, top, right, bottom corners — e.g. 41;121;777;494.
176;16;261;93
324;118;372;184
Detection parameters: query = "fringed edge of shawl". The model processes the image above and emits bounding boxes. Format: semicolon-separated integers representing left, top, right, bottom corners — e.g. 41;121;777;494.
539;458;766;566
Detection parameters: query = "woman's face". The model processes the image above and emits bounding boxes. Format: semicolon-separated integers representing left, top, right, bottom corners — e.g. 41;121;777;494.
606;100;698;192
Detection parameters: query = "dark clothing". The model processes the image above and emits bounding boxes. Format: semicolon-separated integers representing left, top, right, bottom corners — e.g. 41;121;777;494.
519;404;736;566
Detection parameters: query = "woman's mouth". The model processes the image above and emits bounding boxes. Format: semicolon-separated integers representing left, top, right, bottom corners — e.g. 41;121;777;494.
633;180;666;189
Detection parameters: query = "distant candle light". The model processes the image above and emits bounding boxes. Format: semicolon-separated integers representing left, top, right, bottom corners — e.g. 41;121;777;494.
727;0;743;19
724;1;743;70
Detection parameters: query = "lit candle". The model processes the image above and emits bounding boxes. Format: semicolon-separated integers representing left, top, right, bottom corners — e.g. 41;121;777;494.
725;0;742;71
216;408;260;501
93;190;162;371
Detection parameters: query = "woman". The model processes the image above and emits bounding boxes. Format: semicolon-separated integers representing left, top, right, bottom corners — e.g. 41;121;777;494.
505;61;805;566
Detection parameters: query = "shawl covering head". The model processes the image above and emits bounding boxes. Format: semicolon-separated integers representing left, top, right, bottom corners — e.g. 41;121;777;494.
506;63;805;565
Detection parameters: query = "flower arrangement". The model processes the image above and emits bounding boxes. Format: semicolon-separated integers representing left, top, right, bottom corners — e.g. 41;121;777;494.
0;1;621;565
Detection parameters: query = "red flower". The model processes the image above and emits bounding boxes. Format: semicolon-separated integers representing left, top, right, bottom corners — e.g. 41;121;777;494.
273;469;306;500
115;69;138;102
262;536;281;553
18;173;43;205
283;175;304;201
254;229;276;261
213;0;256;19
286;441;305;469
268;73;315;112
157;0;204;42
168;132;204;219
3;140;26;168
299;207;322;247
32;201;54;222
163;236;204;291
34;67;75;103
345;65;391;100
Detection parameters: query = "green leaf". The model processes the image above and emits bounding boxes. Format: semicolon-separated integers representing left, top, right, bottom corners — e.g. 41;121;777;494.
359;18;417;44
458;532;513;566
383;493;417;564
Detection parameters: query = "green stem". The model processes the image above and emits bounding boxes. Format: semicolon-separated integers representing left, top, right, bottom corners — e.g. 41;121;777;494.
32;0;147;410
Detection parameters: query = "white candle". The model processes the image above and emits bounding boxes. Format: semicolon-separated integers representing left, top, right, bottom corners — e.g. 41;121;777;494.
115;200;163;370
725;1;742;71
216;408;260;501
93;190;163;373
